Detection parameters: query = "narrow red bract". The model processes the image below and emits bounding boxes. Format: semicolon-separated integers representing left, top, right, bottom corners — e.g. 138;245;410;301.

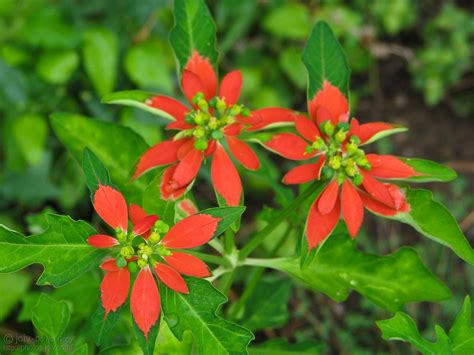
101;267;130;317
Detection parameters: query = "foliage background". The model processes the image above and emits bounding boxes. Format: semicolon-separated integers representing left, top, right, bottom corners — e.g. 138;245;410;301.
0;0;473;353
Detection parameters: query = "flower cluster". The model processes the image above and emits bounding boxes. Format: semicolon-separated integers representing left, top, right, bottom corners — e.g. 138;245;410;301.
87;184;219;338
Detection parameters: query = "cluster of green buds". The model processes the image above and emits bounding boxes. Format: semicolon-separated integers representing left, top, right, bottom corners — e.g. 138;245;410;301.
181;92;250;151
306;120;372;186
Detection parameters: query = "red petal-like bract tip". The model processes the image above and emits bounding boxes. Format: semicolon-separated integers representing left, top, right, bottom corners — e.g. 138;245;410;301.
154;263;189;294
294;114;320;142
264;133;312;161
245;108;294;131
341;180;364;238
161;214;220;249
358;122;396;144
360;192;406;216
211;144;242;206
87;234;119;248
223;122;244;136
160;165;188;200
129;204;147;226
360;171;395;208
133;139;188;179
366;154;417;179
100;258;120;272
177;139;195;160
308;81;349;126
306;195;341;249
219;70;242;106
182;69;207;105
177;199;198;216
226;136;260;170
130;267;160;340
172;148;203;187
387;184;410;212
282;159;325;185
133;215;159;237
318;179;340;215
101;268;130;317
184;51;218;99
145;95;189;121
93;184;128;231
163;252;211;277
348;118;360;137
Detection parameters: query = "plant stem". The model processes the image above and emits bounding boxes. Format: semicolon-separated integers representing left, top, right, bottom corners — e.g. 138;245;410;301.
218;270;235;294
185;251;231;267
238;181;324;260
224;229;235;254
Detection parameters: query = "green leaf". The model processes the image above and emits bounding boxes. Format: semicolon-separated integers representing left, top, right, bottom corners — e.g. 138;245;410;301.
0;272;31;321
89;301;123;346
170;0;218;72
132;316;160;355
389;189;474;264
361;125;408;145
198;206;246;238
377;312;451;354
32;293;71;354
449;296;474;354
161;278;254;354
124;40;173;92
50;112;149;202
82;28;118;96
302;21;350;99
0;214;106;287
399;158;457;182
36;49;79;84
263;3;310;40
377;296;473;354
241;276;292;332
102;90;176;121
143;171;176;226
249;339;324;355
82;148;112;196
255;233;450;312
155;321;193;354
12;114;48;166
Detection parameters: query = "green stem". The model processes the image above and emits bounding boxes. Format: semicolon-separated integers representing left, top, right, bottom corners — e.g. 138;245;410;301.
185;251;231;267
239;181;324;260
218;270;235;295
224;229;235;254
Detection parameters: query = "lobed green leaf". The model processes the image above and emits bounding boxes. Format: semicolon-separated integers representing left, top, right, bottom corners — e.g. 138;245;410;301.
198;206;246;238
400;158;457;182
82;147;112;196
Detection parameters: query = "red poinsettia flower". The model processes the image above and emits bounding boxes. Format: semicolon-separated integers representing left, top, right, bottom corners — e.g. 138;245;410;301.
132;51;294;206
87;184;218;338
260;81;419;249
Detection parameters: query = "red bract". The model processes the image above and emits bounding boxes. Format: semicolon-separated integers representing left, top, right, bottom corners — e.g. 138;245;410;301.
262;81;419;249
133;51;293;206
87;185;219;338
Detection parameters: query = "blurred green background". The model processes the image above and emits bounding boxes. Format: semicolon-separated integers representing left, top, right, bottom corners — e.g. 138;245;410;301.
0;0;473;353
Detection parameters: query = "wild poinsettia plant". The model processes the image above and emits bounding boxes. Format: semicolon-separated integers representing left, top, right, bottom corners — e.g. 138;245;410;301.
0;1;472;354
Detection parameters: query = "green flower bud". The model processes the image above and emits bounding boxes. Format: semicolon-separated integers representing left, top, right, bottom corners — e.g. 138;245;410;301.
120;246;134;258
208;97;218;108
352;174;363;186
211;130;224;140
335;129;347;143
193;127;206;138
322;166;334;179
208;118;218;130
346;142;358;154
337;122;350;131
241;107;251;117
337;172;346;185
116;230;127;242
194;139;208;151
312;137;326;151
356;157;369;167
329;156;342;170
127;261;138;273
320;121;335;136
137;259;147;268
154;220;170;234
216;98;227;113
197;99;208;112
192;92;204;104
345;164;356;177
305;146;315;155
185;114;195;124
115;256;127;268
148;232;160;244
230;104;242;116
350;136;361;145
156;244;172;256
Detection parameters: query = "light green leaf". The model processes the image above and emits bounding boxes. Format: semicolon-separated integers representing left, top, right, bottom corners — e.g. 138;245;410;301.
377;312;451;354
263;3;310;40
361;125;408;145
170;0;218;72
50;112;149;202
302;21;350;99
377;296;473;354
161;278;254;354
82;28;118;96
12;114;48;166
82;148;112;196
155;322;193;354
89;301;123;347
279;47;307;89
102;90;176;121
449;296;474;354
0;272;31;321
32;293;71;355
0;214;106;287
36;49;79;84
242;276;292;332
252;233;450;311
389;189;474;264
124;40;173;92
198;206;246;238
400;158;457;182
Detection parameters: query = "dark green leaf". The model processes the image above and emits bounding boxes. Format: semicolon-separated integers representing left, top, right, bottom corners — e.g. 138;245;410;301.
161;278;254;354
170;0;218;72
198;206;246;238
449;296;474;354
82;148;112;196
400;158;457;182
258;233;450;312
132;316;160;355
390;189;474;264
250;338;324;355
0;214;106;287
89;301;123;347
302;21;350;99
143;171;176;226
